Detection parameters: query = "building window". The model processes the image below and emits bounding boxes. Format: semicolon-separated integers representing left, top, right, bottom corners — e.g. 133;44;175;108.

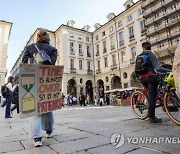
118;21;122;27
87;46;91;57
119;31;124;45
70;59;74;69
104;57;108;67
78;35;82;40
87;61;91;70
79;44;82;53
138;8;143;15
102;31;106;37
97;60;100;70
129;26;134;38
96;35;99;40
127;15;132;22
80;78;83;84
106;77;109;82
112;54;116;66
131;47;136;59
121;51;125;62
70;33;74;38
110;36;115;50
103;41;107;53
96;44;99;56
109;26;114;32
86;37;90;42
140;20;145;31
79;60;82;69
70;42;74;53
123;72;128;79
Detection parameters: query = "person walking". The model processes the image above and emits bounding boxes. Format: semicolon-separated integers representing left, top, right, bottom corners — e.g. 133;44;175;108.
99;92;104;106
11;83;19;114
22;29;57;147
135;42;170;123
5;76;17;118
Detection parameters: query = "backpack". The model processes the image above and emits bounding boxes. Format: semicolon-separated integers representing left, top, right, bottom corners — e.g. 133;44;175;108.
135;53;150;75
1;84;8;98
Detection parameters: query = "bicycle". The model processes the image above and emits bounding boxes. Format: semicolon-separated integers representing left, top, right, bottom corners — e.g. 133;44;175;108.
130;72;180;125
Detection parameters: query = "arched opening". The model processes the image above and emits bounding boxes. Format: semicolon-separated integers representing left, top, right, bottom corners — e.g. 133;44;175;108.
111;76;122;89
86;80;93;101
130;72;141;87
97;79;104;97
67;79;77;96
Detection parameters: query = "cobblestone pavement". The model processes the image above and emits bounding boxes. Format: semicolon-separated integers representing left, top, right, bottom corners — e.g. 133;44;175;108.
0;104;179;154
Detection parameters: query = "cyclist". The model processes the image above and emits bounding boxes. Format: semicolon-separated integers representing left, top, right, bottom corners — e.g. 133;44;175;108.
135;42;170;123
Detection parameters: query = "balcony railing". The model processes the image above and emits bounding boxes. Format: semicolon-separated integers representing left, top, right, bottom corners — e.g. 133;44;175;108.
87;69;93;74
79;52;83;56
96;69;101;74
70;68;76;73
103;48;107;53
111;45;115;50
119;41;124;46
96;52;100;56
129;36;135;42
87;52;91;57
111;64;117;70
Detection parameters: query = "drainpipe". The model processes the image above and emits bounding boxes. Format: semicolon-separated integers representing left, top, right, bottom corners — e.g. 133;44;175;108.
91;33;96;98
114;18;122;88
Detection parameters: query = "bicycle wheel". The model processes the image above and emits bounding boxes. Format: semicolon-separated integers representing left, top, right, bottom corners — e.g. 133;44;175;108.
130;90;149;120
164;88;180;125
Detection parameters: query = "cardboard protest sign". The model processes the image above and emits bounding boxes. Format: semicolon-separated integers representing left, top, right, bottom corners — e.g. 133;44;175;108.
172;43;180;98
19;64;64;119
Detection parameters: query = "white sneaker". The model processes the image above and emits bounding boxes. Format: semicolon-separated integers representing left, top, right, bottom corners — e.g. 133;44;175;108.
34;138;42;147
46;133;52;138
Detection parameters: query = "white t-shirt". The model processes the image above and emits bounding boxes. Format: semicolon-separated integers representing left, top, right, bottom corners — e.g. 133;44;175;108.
6;83;16;92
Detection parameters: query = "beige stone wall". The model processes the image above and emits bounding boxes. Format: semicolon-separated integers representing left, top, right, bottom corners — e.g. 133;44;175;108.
0;21;12;89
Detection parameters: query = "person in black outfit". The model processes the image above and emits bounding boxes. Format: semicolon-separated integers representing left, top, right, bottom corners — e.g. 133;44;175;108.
135;42;170;123
11;84;19;113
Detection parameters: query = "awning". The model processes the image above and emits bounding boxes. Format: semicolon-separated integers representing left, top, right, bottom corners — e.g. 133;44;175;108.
104;87;141;94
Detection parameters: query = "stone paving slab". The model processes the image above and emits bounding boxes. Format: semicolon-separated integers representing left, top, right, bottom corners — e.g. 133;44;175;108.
50;135;109;154
0;141;24;153
5;146;58;154
127;147;163;154
87;143;139;154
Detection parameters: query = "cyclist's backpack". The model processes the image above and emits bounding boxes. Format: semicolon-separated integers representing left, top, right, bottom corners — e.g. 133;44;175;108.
135;53;150;75
1;84;8;98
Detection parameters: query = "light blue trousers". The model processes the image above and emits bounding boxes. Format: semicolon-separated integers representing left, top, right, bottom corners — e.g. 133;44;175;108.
29;112;54;139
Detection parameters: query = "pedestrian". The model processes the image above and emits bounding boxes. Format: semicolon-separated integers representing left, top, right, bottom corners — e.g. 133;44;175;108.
99;92;104;106
11;83;19;114
5;76;17;118
22;29;57;147
105;94;110;106
81;93;86;106
61;93;66;107
86;94;90;106
94;93;98;106
135;41;170;123
72;96;77;105
66;94;71;106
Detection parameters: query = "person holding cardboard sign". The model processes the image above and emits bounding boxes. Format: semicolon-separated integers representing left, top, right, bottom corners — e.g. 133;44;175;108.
22;29;57;147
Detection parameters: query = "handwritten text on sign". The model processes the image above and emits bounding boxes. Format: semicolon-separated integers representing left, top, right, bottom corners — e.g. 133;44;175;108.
38;66;64;114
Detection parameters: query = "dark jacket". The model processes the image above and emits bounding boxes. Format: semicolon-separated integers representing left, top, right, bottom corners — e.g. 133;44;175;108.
141;50;170;73
22;43;57;65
